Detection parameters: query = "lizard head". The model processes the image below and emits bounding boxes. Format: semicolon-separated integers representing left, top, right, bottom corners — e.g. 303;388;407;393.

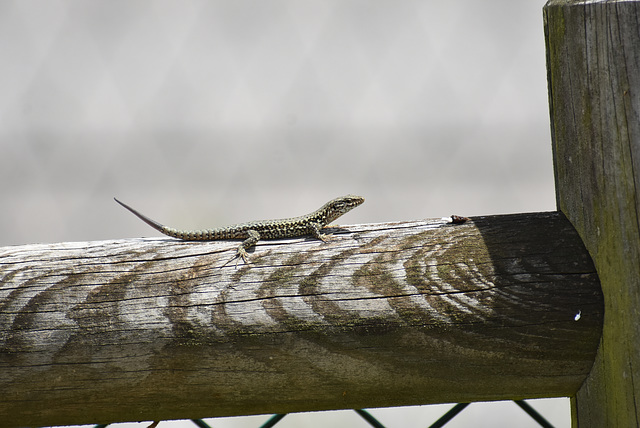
323;194;365;224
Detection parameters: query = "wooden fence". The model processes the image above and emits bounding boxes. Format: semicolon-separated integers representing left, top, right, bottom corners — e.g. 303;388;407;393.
0;0;638;426
0;214;602;427
545;0;640;425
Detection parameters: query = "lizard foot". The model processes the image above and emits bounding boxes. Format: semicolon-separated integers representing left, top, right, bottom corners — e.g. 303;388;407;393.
220;247;251;269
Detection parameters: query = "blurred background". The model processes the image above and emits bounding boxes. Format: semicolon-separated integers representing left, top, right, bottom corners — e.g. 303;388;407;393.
0;0;565;427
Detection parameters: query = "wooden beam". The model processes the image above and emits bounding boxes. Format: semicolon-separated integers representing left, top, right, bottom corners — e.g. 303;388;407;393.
544;0;640;425
0;213;601;427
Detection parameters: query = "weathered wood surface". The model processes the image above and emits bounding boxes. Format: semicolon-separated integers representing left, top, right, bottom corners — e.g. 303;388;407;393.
545;0;640;426
0;213;602;428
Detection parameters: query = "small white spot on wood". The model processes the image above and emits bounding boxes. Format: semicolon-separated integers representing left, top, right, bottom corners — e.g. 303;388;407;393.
574;310;581;321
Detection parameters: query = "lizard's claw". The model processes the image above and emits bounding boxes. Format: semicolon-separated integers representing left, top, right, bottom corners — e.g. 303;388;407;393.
318;233;332;242
219;247;251;269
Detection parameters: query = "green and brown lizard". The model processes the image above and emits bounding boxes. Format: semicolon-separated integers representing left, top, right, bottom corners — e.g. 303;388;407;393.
115;195;364;266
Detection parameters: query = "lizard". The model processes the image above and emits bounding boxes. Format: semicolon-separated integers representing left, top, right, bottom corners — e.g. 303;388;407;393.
114;195;364;266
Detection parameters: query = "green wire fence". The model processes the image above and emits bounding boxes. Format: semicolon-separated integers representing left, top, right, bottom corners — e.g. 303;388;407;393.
93;400;555;428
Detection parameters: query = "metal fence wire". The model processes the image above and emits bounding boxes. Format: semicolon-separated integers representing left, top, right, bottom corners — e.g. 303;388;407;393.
92;400;555;428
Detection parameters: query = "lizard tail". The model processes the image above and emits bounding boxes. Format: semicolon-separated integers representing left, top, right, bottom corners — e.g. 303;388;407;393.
114;198;168;235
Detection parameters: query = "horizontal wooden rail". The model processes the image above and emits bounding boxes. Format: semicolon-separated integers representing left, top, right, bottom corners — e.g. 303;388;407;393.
0;212;602;427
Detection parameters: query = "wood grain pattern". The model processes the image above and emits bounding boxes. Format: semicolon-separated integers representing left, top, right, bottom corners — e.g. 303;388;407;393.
545;0;640;425
0;213;602;427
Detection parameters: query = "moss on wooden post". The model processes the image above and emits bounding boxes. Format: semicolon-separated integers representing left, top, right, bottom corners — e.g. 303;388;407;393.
545;0;640;425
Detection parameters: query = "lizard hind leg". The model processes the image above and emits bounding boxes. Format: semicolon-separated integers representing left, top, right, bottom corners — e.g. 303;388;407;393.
219;249;249;269
220;229;260;268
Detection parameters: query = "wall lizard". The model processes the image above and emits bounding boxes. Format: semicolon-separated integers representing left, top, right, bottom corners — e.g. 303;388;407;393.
114;195;364;266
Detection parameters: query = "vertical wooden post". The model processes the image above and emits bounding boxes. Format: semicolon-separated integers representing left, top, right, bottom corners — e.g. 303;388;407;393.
544;0;640;426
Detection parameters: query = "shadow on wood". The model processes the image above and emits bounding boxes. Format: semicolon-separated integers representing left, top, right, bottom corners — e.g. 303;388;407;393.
0;212;602;427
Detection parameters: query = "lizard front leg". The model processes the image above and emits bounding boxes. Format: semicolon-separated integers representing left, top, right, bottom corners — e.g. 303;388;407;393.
308;222;330;242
